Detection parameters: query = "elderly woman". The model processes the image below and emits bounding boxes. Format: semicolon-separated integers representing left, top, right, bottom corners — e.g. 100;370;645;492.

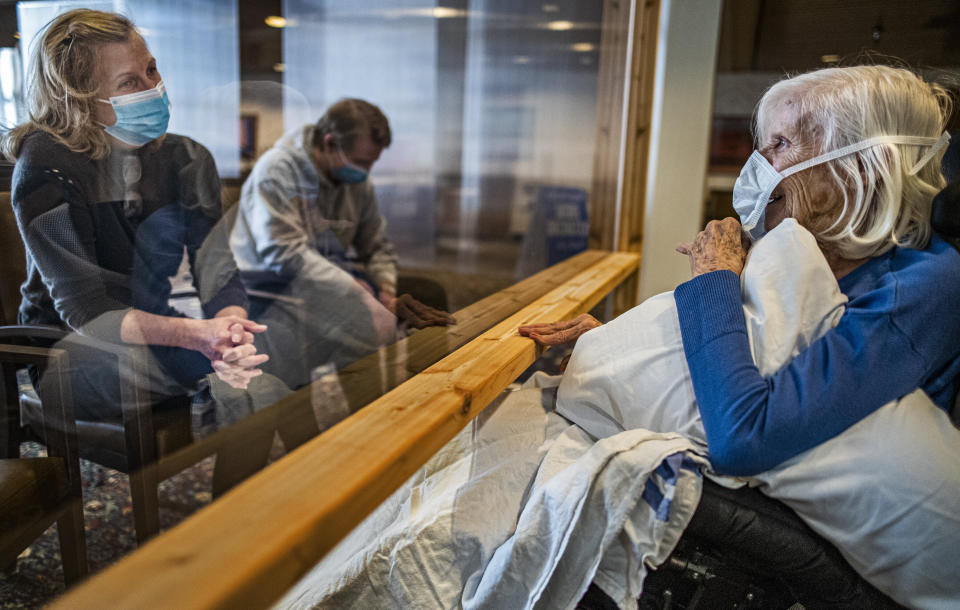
525;65;957;476
279;66;956;609
516;65;958;607
1;9;269;421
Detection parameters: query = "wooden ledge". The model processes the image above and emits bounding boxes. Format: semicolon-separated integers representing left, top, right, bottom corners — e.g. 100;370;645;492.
53;250;640;610
151;250;609;481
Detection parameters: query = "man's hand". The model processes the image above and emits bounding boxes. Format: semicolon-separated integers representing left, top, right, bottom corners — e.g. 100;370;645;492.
675;217;750;278
381;293;456;329
518;313;602;346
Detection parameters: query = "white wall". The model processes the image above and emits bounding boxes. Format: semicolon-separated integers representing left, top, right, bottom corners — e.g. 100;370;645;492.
639;0;722;300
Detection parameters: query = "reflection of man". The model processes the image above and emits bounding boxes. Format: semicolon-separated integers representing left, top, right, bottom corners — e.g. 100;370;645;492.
230;98;452;388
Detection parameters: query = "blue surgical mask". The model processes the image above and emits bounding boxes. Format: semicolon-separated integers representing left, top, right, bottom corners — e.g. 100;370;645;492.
331;147;369;184
98;81;171;147
733;132;950;241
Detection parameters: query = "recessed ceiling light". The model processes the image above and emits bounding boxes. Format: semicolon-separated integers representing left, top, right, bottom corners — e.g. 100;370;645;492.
545;20;574;31
273;63;286;72
514;56;531;64
571;42;595;52
542;3;559;12
432;7;467;18
265;15;287;28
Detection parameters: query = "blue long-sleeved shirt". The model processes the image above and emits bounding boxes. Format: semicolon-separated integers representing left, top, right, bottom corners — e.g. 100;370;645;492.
674;235;960;476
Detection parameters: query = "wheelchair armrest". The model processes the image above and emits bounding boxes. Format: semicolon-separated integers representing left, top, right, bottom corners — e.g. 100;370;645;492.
681;479;903;608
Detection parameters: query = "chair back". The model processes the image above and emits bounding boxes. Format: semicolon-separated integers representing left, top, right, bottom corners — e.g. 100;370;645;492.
0;192;27;326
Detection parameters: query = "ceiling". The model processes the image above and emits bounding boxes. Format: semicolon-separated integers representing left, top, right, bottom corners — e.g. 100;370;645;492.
717;0;960;73
4;1;956;74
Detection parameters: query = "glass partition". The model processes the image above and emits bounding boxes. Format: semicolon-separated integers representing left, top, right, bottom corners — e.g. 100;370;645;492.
0;0;623;603
278;0;602;281
3;0;959;605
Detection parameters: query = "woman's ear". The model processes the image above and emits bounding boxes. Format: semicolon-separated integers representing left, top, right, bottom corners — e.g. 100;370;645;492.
322;133;337;151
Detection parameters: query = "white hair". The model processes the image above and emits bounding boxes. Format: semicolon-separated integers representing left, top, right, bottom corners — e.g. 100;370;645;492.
756;65;953;259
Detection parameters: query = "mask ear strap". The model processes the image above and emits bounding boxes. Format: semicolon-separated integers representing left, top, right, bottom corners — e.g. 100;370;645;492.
908;132;951;175
781;133;949;178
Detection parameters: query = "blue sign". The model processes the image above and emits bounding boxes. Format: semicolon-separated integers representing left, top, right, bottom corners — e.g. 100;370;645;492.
540;186;589;266
516;186;589;280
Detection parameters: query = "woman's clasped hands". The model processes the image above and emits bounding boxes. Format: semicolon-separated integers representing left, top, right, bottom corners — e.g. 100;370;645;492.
192;313;269;390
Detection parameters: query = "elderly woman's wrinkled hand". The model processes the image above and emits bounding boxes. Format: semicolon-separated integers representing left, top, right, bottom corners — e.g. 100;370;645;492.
676;217;750;277
518;313;602;346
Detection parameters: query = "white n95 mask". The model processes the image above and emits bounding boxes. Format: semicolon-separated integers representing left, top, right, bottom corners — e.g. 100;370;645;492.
733;132;950;241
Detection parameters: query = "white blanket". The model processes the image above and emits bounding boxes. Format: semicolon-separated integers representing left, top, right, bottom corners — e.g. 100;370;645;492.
277;375;707;610
279;219;959;608
557;219;960;607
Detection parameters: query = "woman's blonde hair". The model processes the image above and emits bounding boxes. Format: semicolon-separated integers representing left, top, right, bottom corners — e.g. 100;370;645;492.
756;65;953;259
1;9;136;161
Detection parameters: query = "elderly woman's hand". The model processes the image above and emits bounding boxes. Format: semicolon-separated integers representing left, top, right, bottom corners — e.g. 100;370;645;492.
518;313;602;346
676;217;750;277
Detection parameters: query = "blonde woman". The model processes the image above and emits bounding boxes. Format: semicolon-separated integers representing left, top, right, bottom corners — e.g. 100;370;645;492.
2;9;268;421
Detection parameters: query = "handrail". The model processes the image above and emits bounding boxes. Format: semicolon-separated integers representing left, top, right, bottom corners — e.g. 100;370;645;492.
150;250;610;481
52;250;640;610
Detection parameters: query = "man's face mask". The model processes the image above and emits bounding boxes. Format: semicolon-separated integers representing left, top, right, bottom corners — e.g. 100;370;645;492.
733;132;950;242
98;81;171;147
331;147;369;184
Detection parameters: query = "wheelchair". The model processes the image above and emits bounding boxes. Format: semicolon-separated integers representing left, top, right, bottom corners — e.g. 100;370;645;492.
577;479;903;609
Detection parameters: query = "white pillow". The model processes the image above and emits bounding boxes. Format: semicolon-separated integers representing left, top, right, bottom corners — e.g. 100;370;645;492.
556;218;960;606
556;218;846;443
753;390;960;608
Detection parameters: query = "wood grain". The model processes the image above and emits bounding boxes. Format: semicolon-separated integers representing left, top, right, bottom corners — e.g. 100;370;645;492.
589;0;661;256
151;250;608;481
52;251;639;610
618;0;661;254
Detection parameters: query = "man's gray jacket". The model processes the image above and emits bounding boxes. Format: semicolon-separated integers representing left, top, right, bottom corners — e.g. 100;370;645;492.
230;124;398;295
